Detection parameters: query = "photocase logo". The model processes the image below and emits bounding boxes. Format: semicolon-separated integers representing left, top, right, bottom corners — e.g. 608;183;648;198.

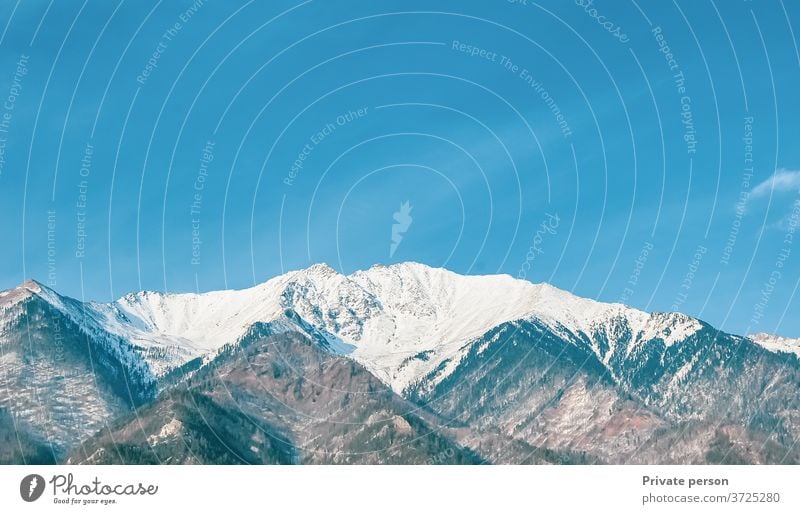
20;474;45;502
390;201;413;257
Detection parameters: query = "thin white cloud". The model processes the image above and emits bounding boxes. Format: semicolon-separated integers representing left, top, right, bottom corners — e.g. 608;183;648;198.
751;169;800;199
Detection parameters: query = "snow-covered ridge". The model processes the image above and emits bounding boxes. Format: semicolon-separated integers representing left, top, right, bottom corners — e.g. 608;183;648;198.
749;333;800;357
0;279;157;401
0;263;716;392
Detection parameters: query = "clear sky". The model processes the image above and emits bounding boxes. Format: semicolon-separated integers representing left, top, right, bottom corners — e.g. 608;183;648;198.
0;0;799;338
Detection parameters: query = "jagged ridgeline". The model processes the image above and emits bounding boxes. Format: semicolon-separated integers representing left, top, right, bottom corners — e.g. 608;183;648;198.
1;264;799;464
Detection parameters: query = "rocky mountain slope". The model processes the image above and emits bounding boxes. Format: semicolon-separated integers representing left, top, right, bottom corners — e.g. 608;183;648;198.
1;263;798;464
68;326;481;465
0;281;156;462
408;318;800;464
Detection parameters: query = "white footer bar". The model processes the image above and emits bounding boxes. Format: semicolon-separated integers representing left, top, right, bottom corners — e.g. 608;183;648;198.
1;465;797;513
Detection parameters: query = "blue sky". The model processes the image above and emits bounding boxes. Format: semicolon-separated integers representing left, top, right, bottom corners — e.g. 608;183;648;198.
0;0;799;338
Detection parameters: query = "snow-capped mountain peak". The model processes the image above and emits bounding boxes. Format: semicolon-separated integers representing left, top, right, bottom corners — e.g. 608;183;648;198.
0;263;715;393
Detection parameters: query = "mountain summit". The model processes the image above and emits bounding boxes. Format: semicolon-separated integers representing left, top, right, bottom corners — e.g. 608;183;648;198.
1;263;799;464
1;263;793;392
5;263;706;391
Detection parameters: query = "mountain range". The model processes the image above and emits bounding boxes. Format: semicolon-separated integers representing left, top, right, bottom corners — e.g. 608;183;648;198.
1;262;798;464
